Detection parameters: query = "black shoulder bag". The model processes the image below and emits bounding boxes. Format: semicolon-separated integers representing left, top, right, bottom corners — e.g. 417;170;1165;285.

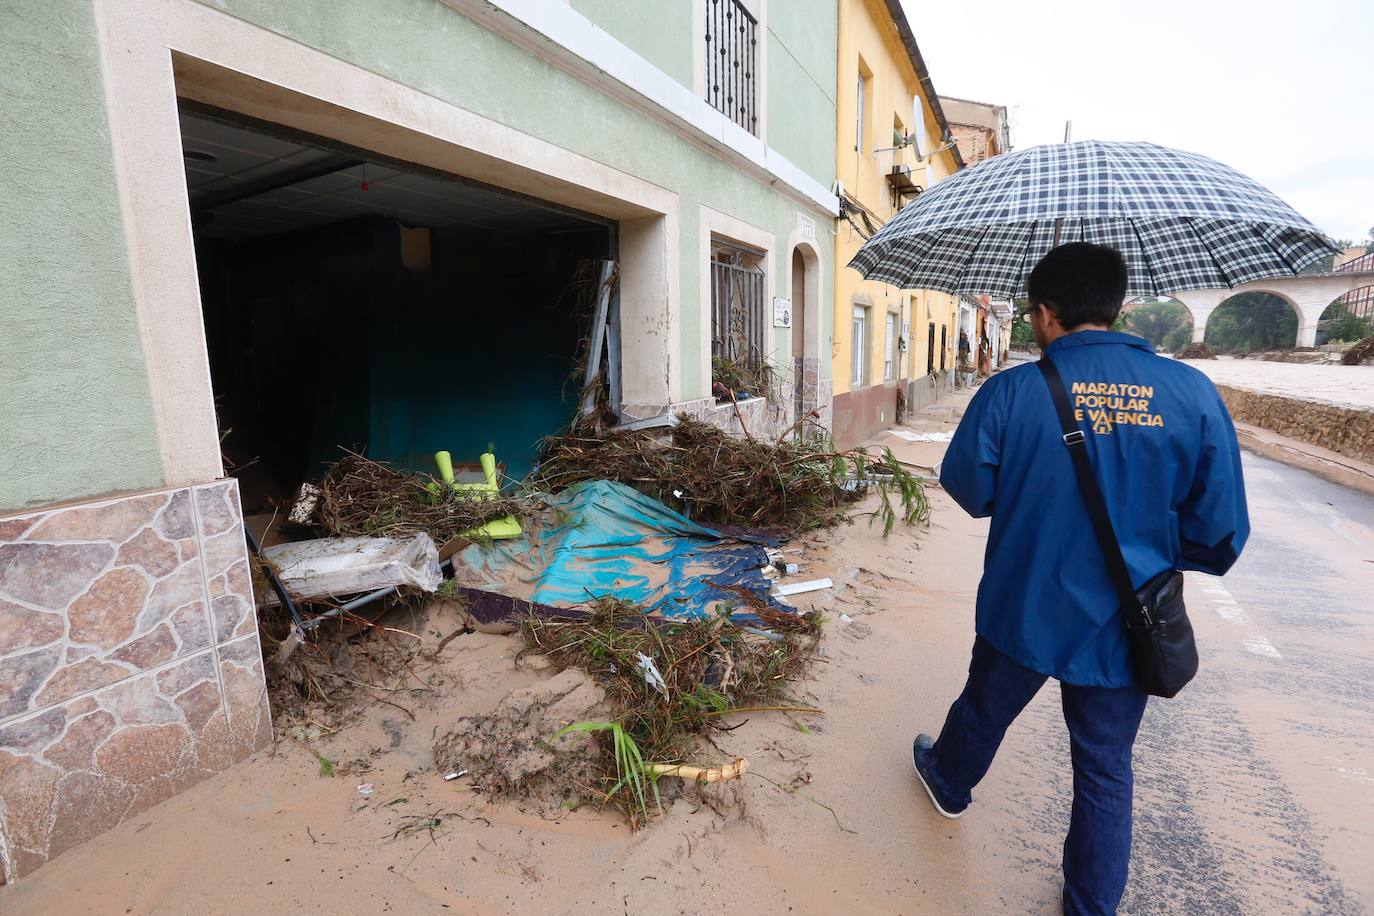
1037;357;1198;698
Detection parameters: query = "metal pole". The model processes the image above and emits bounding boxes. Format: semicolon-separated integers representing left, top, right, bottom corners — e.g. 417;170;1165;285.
1053;121;1072;247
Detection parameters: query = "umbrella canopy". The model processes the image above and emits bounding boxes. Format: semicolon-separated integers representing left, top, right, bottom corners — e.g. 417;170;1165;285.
849;140;1339;299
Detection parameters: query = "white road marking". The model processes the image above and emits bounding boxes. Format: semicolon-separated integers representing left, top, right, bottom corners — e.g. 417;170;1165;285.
1242;636;1283;660
1188;573;1283;661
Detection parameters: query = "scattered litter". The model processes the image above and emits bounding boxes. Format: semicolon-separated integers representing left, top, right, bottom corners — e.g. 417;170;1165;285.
773;577;834;598
443;770;467;781
743;626;783;642
839;613;853;623
516;597;821;824
888;430;955;443
260;533;443;603
356;783;374;797
636;652;669;698
780;563;800;576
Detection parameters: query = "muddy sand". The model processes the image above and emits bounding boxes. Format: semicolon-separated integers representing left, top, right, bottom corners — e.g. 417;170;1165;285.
1;394;1077;914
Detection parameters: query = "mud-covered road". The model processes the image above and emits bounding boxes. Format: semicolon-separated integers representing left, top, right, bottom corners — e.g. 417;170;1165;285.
3;399;1370;915
1121;452;1374;912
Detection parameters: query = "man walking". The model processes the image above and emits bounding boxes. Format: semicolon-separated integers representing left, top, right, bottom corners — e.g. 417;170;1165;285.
913;243;1250;914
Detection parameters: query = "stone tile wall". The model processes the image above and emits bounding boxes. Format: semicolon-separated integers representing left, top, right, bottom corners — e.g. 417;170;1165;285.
0;480;270;881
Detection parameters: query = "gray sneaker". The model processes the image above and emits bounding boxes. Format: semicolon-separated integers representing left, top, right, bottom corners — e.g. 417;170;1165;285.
911;734;967;819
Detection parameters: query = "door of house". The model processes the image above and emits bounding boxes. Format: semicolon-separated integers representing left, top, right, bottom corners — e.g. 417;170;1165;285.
792;248;806;422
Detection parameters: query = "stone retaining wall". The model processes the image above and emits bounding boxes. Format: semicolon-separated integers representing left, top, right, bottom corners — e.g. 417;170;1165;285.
1217;386;1374;464
0;481;270;881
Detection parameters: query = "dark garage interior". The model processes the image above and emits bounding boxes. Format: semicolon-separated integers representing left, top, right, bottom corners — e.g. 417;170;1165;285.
177;106;614;513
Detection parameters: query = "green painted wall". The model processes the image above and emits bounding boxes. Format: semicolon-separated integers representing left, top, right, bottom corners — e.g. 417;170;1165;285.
0;0;836;511
0;0;164;512
198;0;836;397
572;0;693;87
766;0;838;187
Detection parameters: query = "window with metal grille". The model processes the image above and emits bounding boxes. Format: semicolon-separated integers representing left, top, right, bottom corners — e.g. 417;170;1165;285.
710;240;767;376
704;0;759;136
927;322;936;375
940;325;948;372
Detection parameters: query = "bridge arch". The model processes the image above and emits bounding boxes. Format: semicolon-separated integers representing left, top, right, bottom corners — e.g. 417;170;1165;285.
1167;271;1374;348
1202;291;1300;351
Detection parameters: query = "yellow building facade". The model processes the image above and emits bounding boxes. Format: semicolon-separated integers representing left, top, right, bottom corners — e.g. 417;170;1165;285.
831;0;964;448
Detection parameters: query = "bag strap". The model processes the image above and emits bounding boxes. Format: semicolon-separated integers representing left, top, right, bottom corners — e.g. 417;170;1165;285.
1036;357;1144;620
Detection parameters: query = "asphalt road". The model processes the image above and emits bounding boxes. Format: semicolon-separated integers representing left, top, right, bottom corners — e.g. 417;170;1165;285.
981;451;1374;913
1132;451;1374;913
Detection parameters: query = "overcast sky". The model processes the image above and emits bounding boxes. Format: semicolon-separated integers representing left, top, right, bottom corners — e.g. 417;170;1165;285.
907;0;1372;243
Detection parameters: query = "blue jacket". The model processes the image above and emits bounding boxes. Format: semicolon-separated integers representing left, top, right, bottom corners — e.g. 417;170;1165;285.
939;331;1250;687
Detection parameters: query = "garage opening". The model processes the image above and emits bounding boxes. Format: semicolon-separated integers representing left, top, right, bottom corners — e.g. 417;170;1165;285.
177;105;615;514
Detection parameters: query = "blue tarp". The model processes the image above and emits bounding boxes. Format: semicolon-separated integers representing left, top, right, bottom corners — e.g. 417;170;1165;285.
452;480;782;618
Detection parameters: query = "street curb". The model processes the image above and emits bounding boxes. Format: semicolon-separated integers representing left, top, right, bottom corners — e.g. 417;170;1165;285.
1233;423;1374;497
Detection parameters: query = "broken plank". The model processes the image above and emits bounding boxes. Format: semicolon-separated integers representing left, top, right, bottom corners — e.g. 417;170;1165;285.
580;259;616;417
772;577;833;597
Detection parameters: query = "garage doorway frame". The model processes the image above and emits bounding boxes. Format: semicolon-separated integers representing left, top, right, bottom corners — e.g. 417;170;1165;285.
92;0;682;490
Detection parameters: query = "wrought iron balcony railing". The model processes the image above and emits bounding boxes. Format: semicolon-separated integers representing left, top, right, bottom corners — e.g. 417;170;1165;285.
704;0;759;136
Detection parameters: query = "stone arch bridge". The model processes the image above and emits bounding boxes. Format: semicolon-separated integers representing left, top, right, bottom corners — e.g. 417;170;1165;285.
1167;272;1374;348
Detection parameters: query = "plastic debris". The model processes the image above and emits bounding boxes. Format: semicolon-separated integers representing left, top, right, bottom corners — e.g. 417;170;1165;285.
260;532;443;603
636;652;669;698
773;577;834;598
357;783;374;797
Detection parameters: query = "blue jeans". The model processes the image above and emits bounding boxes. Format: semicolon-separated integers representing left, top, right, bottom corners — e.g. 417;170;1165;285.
927;637;1148;916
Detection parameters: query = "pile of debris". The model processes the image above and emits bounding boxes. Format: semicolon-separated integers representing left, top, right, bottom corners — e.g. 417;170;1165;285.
533;415;928;535
246;400;930;831
434;596;820;825
1342;336;1374;365
317;453;536;545
1174;342;1217;360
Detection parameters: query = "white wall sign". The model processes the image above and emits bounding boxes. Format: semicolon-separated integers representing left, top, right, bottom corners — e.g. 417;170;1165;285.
773;297;792;328
798;215;815;241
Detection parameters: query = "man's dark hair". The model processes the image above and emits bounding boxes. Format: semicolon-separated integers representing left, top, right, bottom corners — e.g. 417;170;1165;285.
1026;242;1128;329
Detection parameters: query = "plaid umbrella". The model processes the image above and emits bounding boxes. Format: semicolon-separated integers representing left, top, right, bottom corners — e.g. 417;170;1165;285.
849;140;1339;299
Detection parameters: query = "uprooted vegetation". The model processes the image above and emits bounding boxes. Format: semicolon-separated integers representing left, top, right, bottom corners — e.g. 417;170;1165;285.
433;596;822;827
1174;341;1218;360
264;404;927;831
1343;336;1374;365
533;415;929;535
316;453;539;543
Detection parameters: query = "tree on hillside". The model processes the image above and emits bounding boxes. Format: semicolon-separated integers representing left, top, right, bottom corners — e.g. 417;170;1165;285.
1113;300;1191;351
1203;293;1298;351
1010;299;1037;350
1320;300;1373;343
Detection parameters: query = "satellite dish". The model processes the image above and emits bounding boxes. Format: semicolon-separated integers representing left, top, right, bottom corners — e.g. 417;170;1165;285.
910;96;927;159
